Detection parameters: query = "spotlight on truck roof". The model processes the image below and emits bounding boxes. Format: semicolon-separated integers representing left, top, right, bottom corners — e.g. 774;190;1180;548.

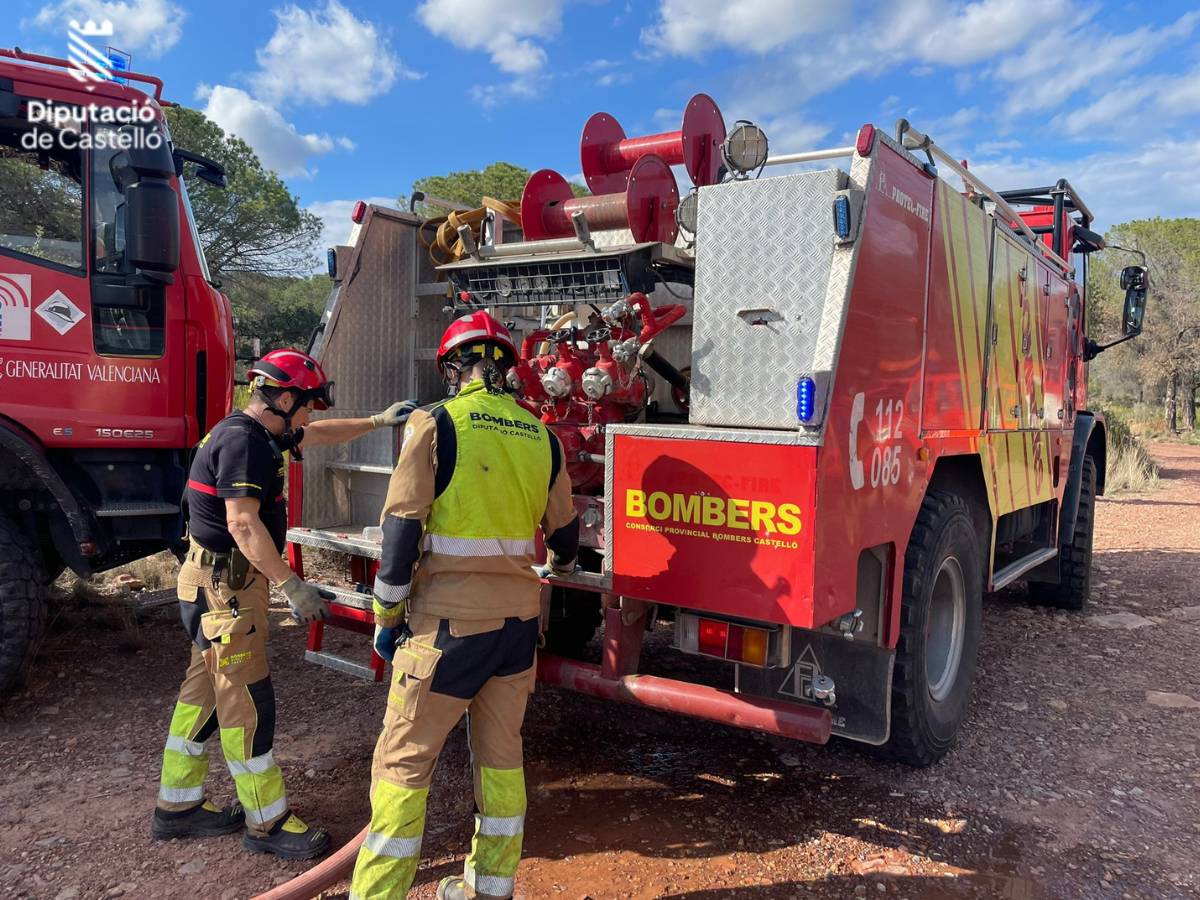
722;121;769;179
676;189;699;241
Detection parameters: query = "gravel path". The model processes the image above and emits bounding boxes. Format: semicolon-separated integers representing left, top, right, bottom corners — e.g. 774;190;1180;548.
1;443;1197;899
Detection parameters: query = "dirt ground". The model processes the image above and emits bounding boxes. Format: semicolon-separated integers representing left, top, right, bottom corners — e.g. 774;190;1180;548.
2;443;1199;900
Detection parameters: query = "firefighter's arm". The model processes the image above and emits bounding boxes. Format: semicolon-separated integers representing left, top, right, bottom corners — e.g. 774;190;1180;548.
303;401;419;447
373;409;437;627
225;497;295;585
541;433;579;575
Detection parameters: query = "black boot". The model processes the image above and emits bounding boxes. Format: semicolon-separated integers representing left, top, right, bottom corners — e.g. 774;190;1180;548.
241;811;330;860
151;801;245;840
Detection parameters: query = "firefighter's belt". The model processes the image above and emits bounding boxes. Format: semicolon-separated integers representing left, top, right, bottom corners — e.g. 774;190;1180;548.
186;542;254;591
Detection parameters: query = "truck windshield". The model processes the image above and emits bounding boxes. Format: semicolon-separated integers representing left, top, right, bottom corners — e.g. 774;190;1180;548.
0;117;84;270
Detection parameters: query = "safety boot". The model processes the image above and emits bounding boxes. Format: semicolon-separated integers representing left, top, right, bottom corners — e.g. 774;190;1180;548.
241;812;330;860
437;876;512;900
151;801;245;840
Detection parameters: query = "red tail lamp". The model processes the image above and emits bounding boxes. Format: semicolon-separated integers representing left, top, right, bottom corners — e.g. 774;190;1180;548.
581;93;726;194
351;200;367;223
521;155;680;244
688;616;770;667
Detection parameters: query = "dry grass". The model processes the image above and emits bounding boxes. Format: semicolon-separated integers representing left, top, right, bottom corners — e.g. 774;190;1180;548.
118;550;181;590
1105;439;1161;493
1099;406;1161;494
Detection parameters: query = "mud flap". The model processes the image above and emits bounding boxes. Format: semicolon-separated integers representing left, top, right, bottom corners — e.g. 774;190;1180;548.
735;632;894;744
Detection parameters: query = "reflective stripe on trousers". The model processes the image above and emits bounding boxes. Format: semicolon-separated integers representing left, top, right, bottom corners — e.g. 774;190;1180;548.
350;780;428;900
158;701;209;807
221;728;287;830
464;766;525;898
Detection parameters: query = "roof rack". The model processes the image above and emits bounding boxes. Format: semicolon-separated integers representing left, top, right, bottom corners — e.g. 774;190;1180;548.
895;119;1072;274
0;47;165;102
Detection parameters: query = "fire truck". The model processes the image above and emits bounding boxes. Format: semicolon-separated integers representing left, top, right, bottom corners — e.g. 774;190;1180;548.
287;97;1149;764
0;50;234;690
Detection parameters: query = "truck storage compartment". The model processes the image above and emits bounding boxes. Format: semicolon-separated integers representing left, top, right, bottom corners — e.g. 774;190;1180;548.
689;168;852;429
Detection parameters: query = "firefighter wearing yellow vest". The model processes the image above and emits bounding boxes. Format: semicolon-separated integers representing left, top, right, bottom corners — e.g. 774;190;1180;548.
350;313;579;900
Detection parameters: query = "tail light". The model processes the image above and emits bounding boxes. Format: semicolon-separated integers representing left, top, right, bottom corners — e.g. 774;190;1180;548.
351;200;367;223
677;613;777;667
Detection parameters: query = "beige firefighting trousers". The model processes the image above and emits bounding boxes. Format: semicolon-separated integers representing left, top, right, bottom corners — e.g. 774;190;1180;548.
350;612;537;900
155;547;289;836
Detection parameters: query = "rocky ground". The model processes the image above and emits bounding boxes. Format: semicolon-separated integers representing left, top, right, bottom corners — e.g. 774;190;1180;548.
1;444;1198;899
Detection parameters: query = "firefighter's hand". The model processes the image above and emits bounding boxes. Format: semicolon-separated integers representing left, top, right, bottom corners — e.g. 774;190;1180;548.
535;560;579;580
373;624;406;662
370;400;419;429
280;574;333;623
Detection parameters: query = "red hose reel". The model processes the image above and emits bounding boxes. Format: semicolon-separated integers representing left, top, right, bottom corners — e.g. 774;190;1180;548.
519;93;726;245
521;155;680;244
580;93;726;194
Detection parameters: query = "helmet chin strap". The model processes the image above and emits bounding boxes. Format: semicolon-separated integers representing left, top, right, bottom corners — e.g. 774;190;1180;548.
259;389;305;460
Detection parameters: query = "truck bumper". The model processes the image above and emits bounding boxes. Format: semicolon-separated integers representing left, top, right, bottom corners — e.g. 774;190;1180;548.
537;654;832;744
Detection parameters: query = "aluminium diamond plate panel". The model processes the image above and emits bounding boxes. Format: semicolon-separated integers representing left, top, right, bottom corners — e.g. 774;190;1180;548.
690;169;847;429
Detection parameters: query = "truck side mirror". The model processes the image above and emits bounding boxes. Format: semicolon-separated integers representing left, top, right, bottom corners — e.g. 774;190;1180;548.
113;124;180;274
125;179;180;273
1120;265;1148;336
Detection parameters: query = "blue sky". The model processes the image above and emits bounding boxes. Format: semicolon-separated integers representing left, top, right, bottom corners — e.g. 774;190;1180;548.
12;0;1200;261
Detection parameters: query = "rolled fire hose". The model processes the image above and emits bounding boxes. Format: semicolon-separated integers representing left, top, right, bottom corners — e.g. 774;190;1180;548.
419;196;522;268
249;825;368;900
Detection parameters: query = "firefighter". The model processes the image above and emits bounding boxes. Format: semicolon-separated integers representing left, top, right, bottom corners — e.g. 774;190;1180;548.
349;313;579;900
151;348;416;859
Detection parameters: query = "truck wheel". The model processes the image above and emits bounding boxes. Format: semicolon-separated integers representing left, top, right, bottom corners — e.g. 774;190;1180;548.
0;516;47;692
883;491;982;767
1029;454;1096;612
541;587;601;658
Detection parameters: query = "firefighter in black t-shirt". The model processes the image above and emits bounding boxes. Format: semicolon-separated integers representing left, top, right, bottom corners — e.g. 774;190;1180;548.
151;348;415;859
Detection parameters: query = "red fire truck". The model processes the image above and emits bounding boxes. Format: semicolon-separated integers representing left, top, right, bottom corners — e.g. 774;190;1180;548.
288;101;1149;765
0;50;234;690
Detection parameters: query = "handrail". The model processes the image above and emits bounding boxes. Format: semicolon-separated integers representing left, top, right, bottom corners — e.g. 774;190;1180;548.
764;145;855;167
895;119;1073;274
0;47;165;102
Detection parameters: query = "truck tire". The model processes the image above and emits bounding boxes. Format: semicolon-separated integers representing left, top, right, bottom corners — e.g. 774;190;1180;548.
0;515;47;692
1028;454;1096;612
541;587;601;658
883;491;982;767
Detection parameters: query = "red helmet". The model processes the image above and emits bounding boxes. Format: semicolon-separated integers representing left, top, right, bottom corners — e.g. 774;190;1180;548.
249;348;334;410
436;312;517;377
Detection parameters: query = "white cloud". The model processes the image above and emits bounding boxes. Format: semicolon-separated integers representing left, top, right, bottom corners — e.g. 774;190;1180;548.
416;0;563;75
251;0;420;106
31;0;185;57
307;196;396;254
995;11;1200;117
469;79;539;110
198;84;348;179
1054;64;1200;137
967;139;1200;228
642;0;839;55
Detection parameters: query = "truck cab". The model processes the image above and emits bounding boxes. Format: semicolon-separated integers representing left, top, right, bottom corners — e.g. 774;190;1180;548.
0;50;234;690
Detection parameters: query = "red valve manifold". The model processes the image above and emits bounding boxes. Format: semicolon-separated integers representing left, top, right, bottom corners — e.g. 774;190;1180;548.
510;293;687;493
